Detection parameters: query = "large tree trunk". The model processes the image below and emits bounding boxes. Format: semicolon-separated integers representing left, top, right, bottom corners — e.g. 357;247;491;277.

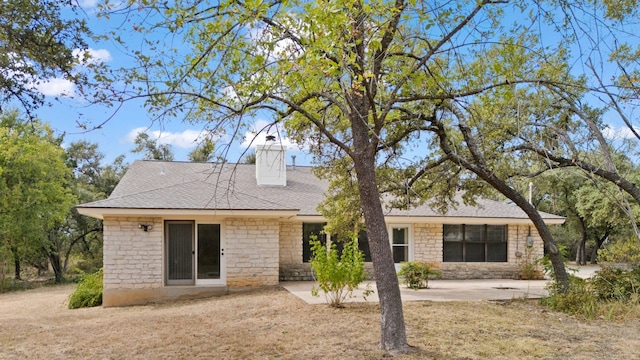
576;217;587;266
352;155;408;352
432;111;569;288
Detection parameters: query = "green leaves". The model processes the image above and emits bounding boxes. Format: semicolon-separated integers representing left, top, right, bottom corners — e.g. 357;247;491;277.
0;0;94;117
309;236;370;307
0;111;75;271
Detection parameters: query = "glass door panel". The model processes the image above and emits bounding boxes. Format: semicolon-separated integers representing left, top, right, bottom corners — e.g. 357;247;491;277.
197;224;221;280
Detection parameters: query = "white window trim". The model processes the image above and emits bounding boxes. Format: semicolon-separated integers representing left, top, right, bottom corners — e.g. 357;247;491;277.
388;224;413;265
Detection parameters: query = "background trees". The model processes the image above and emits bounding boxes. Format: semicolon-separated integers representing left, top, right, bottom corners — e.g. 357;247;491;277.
0;112;127;286
0;111;74;282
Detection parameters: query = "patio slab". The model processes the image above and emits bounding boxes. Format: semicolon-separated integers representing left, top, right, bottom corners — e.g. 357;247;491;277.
281;265;600;304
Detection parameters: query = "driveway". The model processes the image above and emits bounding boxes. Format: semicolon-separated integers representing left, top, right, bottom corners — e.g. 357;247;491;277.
282;265;599;304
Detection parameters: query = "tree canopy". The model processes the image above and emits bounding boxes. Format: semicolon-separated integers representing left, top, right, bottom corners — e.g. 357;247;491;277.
97;0;640;353
0;0;99;118
0;110;75;281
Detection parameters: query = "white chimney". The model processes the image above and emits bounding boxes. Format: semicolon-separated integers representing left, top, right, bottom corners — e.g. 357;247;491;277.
255;137;286;186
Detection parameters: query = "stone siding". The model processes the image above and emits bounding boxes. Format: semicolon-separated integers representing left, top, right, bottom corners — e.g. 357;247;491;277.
103;216;164;290
412;223;442;262
225;217;280;287
102;216;164;306
279;221;312;280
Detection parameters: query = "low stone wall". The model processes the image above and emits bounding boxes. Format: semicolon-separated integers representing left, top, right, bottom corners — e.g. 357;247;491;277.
438;262;521;279
279;263;314;281
279;263;376;281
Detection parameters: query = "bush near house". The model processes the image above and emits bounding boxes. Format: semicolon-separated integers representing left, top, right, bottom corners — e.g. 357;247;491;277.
309;237;370;307
598;237;640;268
398;261;441;289
542;267;640;320
68;268;103;309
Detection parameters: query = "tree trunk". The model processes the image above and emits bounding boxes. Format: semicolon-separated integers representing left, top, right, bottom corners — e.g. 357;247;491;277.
590;231;609;264
48;251;64;283
352;156;408;352
576;217;587;266
10;246;21;280
432;112;569;288
480;171;569;287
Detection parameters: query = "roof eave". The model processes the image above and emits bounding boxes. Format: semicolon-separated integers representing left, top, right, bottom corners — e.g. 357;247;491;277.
382;215;566;225
75;207;300;220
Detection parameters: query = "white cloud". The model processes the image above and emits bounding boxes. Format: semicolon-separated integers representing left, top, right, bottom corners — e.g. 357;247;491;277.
24;47;113;99
603;124;640;141
78;0;99;9
35;78;75;97
125;127;209;148
73;48;113;65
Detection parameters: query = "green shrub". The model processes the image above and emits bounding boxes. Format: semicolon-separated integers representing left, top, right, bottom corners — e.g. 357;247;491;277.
541;268;640;319
598;238;640;268
590;267;640;303
518;246;545;280
309;237;371;307
541;275;596;318
68;268;103;309
397;261;441;289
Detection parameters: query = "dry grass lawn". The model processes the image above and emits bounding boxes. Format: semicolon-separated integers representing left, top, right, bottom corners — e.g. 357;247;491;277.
1;284;639;359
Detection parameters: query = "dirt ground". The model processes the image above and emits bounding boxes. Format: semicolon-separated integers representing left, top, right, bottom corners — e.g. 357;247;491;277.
1;284;639;359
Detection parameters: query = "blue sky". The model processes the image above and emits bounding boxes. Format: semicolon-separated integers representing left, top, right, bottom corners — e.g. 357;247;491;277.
21;1;638;167
25;1;312;166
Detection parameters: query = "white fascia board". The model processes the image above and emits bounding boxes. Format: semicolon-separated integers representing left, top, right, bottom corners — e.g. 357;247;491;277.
285;215;564;225
382;216;566;225
75;207;300;220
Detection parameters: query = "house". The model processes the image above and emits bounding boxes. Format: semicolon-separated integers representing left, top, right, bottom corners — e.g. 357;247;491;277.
76;143;565;306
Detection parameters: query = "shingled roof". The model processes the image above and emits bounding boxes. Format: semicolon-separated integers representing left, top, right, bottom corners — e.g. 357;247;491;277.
76;160;565;224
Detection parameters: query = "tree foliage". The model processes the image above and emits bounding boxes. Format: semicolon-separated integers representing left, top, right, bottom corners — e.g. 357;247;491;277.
0;110;75;281
309;237;369;307
0;0;96;117
97;0;640;352
132;132;174;161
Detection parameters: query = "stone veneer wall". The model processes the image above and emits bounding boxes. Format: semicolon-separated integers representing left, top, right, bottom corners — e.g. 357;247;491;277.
279;221;314;281
277;221;545;281
102;216;282;306
102;216;165;306
225;217;280;287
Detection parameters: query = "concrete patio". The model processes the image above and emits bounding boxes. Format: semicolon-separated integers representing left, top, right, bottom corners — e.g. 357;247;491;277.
282;265;600;304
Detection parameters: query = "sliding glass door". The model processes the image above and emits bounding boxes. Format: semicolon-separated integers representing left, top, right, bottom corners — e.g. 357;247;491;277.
166;221;225;286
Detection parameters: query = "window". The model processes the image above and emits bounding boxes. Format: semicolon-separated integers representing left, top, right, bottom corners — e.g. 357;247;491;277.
391;227;409;263
302;223;326;262
302;223;371;262
333;230;372;262
443;224;507;262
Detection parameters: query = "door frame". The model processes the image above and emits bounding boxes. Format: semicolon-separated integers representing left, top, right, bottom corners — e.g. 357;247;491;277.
164;220;226;286
195;221;226;286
